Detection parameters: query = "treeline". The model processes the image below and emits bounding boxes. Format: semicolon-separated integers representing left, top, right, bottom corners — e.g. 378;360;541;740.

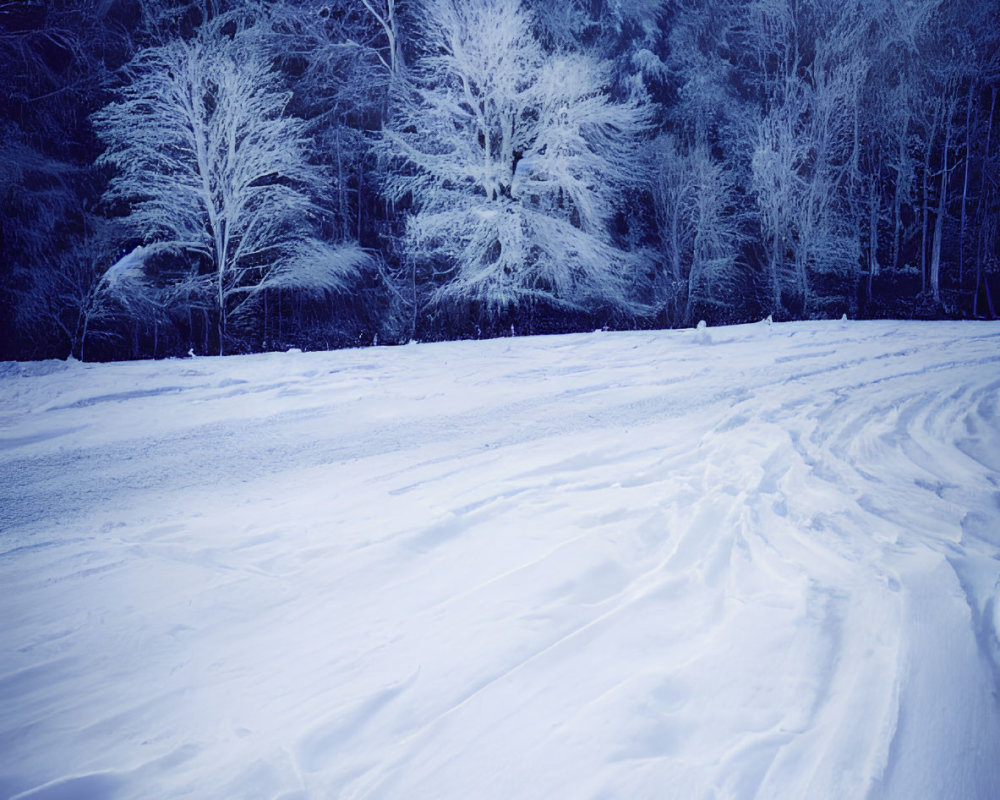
1;0;998;360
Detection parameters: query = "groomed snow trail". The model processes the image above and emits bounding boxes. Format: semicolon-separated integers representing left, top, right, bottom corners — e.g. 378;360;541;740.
1;320;999;799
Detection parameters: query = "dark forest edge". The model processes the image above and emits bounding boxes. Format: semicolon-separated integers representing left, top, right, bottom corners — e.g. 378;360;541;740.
1;0;998;362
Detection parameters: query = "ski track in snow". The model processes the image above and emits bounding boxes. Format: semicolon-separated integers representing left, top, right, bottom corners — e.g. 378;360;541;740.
1;320;999;799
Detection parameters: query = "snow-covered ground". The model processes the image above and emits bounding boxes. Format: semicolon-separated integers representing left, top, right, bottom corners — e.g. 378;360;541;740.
2;320;999;799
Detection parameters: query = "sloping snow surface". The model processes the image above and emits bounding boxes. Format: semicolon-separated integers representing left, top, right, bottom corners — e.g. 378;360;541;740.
2;320;1000;799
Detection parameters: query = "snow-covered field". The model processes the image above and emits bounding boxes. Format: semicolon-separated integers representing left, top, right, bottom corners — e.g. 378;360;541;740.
2;320;999;799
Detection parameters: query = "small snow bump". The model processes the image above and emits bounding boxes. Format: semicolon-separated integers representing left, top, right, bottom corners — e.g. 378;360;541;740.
693;320;712;345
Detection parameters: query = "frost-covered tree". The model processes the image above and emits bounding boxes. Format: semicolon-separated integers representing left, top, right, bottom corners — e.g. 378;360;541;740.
92;13;370;353
652;134;744;325
1;125;80;330
0;1;122;359
379;0;654;326
267;0;406;243
356;0;404;76
742;0;867;315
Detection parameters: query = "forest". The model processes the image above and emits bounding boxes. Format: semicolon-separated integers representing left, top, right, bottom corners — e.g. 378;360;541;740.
1;0;998;360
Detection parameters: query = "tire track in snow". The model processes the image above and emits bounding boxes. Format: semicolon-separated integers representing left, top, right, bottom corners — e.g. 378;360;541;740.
759;351;1000;798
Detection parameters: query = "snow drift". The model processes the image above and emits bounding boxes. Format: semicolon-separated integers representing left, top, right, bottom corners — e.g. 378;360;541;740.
1;320;999;799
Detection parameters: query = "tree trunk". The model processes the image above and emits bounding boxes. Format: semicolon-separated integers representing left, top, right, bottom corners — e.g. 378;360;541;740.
921;102;940;293
959;86;974;287
930;115;950;306
892;119;907;271
670;202;683;325
336;130;346;241
867;177;880;300
218;270;225;356
973;87;997;317
772;230;783;316
686;224;701;326
358;157;364;243
80;311;90;363
410;256;418;340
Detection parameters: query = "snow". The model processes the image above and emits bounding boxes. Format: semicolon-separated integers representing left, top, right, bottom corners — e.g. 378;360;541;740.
1;320;999;799
102;245;150;288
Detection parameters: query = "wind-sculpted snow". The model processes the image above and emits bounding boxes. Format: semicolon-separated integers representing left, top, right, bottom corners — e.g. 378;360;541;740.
1;320;999;799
